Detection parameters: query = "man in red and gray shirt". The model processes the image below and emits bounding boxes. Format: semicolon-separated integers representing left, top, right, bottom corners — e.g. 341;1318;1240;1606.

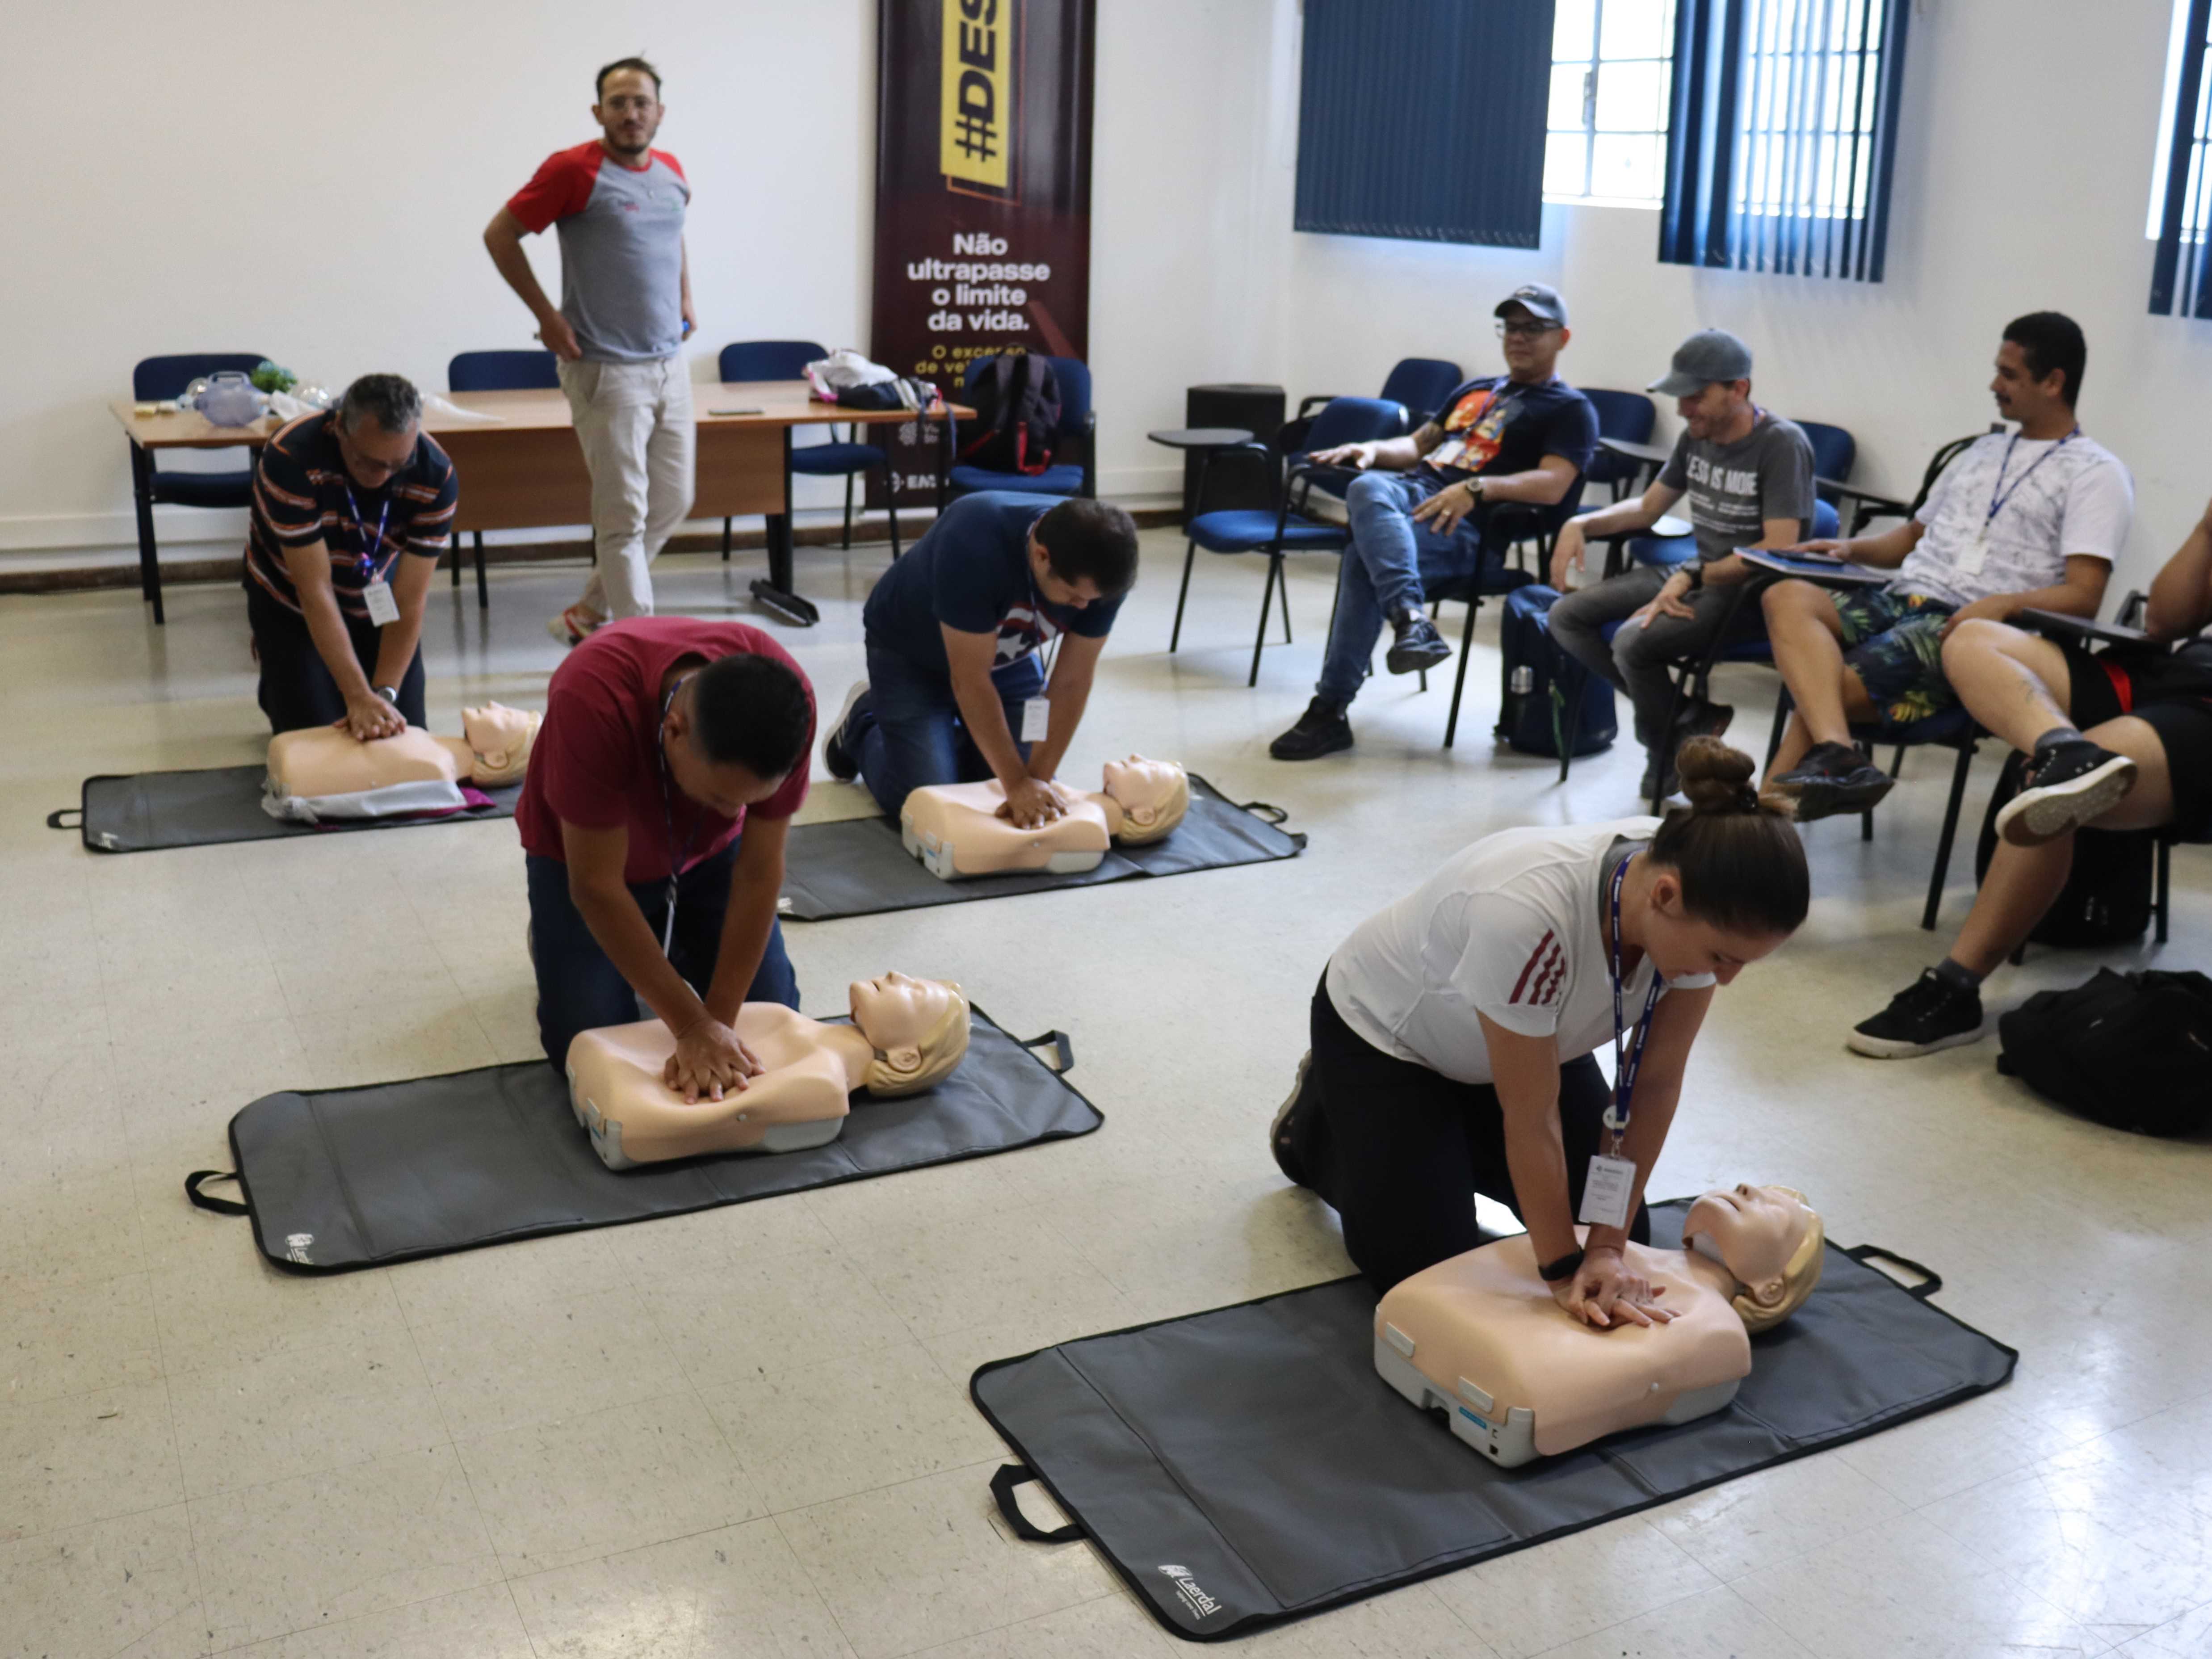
519;618;815;1101
485;56;696;641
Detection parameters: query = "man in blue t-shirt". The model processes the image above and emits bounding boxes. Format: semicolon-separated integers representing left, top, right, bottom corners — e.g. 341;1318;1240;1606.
1271;283;1600;760
825;492;1141;823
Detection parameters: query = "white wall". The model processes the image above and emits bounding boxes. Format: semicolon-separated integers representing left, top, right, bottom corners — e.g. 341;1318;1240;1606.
1279;0;2212;604
0;0;1282;563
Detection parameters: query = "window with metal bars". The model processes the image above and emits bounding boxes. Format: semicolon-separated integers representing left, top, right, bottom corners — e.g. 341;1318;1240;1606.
1657;0;1912;281
2149;0;2212;317
1546;0;1679;205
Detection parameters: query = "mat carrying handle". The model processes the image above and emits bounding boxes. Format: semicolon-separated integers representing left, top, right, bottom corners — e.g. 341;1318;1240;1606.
1234;798;1290;826
1019;1030;1075;1074
1845;1243;1941;1299
46;807;81;831
185;1170;251;1217
991;1463;1083;1544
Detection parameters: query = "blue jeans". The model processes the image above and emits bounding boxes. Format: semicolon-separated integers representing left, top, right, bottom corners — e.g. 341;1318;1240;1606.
845;641;1045;817
1317;470;1486;706
525;837;799;1072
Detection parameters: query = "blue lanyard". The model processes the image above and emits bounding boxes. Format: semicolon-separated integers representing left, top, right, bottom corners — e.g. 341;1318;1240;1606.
655;674;704;953
343;483;393;582
1985;426;2078;530
1606;853;1664;1153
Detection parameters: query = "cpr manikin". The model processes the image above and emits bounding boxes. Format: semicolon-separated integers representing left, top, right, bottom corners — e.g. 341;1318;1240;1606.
902;756;1192;879
262;702;542;822
1374;1184;1824;1467
566;973;970;1168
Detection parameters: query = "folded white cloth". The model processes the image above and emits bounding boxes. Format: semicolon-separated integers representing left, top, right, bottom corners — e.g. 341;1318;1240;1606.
805;349;898;393
261;778;470;823
420;393;507;424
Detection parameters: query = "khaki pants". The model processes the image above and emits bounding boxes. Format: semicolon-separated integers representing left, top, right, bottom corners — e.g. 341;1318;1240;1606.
557;356;696;619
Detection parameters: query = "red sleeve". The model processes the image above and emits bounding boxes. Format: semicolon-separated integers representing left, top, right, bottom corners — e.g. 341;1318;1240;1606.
653;149;686;183
537;673;639;832
507;144;600;233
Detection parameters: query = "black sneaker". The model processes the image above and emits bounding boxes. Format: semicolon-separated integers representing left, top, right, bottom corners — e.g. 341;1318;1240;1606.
1270;697;1353;760
1763;741;1893;823
1640;751;1679;805
1270;1051;1318;1187
1385;612;1452;675
1846;968;1985;1058
1674;697;1735;745
1994;740;2138;847
822;681;870;781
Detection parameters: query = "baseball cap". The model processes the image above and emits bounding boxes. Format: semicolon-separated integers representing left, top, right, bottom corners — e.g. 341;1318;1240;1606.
1494;283;1568;328
1648;328;1754;396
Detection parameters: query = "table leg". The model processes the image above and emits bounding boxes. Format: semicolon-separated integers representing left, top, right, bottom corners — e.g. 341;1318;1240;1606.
937;416;952;514
129;441;164;625
747;425;818;626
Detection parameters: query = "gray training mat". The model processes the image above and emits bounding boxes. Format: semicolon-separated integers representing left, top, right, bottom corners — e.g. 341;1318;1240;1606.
53;767;519;853
184;1011;1096;1274
778;774;1303;921
971;1201;2015;1642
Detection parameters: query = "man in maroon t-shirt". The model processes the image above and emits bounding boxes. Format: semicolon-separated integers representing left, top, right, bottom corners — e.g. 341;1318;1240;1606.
520;618;815;1100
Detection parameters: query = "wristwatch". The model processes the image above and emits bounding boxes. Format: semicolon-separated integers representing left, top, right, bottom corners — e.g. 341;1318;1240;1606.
1538;1248;1586;1283
372;685;400;706
1681;563;1705;592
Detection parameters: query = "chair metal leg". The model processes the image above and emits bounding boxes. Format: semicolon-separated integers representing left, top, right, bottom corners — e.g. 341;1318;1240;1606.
1560;680;1585;785
1277;560;1292;644
1765;689;1792;771
1169;541;1197;652
886;473;902;559
451;538;462;587
474;530;488;609
722;516;732;562
841;474;855;550
1250;554;1282;687
2157;835;2172;945
1920;739;1977;931
1444;594;1482;750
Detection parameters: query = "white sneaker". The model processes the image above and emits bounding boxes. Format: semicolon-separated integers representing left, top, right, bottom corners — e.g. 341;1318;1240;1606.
548;604;603;648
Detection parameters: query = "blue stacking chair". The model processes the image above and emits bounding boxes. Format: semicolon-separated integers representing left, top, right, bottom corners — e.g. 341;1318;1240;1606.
448;349;562;607
1796;419;1858;509
720;340;901;560
946;356;1096;501
127;353;271;621
1282;357;1462;451
1169;396;1410;687
1582;390;1658;501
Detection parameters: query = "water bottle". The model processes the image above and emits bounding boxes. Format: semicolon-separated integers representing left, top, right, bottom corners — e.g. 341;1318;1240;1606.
1509;666;1534;696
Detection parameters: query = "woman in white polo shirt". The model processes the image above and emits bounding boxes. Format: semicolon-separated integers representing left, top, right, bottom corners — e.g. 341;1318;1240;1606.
1273;739;1808;1326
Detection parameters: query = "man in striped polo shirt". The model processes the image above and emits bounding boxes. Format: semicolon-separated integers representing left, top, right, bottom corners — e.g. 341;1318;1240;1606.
243;374;458;735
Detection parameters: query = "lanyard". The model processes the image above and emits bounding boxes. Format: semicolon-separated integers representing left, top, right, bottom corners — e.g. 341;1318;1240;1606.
1985;426;2078;530
1605;853;1664;1155
343;483;393;583
1024;564;1062;692
655;673;704;954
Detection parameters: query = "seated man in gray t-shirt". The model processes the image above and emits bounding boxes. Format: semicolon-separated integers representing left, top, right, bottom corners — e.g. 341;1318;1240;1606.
1548;330;1815;799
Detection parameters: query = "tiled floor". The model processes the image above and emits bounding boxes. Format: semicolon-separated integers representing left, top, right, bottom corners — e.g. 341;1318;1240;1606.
3;530;2209;1657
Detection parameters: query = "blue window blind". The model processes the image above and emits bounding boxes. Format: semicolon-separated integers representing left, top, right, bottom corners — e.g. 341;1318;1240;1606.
1657;0;1911;280
1296;0;1558;248
2151;0;2212;317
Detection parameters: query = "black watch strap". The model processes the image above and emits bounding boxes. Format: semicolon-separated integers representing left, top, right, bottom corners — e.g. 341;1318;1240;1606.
1538;1248;1586;1283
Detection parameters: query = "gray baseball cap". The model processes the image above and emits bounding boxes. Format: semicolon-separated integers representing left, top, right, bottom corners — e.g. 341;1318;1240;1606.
1648;328;1754;396
1494;283;1568;327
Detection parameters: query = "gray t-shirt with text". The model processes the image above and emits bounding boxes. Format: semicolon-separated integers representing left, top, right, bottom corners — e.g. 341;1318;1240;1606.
1658;411;1816;563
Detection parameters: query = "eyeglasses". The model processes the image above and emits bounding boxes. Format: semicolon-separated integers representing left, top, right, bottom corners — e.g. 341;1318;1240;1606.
1495;319;1557;340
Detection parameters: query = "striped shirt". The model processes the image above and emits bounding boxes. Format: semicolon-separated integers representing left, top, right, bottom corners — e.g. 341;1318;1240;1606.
245;413;458;620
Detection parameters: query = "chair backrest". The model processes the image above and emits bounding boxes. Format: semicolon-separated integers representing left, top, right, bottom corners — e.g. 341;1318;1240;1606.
720;340;828;383
133;353;267;401
1582;388;1657;445
1377;357;1463;424
447;350;561;393
964;353;1091;440
1299;395;1410;455
1812;498;1841;539
1794;418;1856;483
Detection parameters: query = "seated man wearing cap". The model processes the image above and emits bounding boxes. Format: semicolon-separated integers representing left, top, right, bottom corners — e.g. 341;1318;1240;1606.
1547;330;1814;801
1271;284;1599;760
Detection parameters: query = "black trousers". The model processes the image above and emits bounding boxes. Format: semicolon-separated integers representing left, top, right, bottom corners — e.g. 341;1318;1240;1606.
1298;974;1649;1294
245;575;426;735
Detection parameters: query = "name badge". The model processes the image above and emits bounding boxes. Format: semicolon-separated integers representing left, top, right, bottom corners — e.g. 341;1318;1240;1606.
362;578;400;626
1021;697;1052;743
1954;529;1990;577
1578;1154;1637;1229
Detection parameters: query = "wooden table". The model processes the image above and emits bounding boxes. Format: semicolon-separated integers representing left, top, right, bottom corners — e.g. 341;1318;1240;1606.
109;381;964;624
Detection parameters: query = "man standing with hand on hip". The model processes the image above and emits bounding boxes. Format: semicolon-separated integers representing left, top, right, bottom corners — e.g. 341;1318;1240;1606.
486;56;697;643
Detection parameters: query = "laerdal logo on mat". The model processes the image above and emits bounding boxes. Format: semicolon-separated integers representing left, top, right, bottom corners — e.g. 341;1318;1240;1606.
1157;1564;1222;1620
284;1233;314;1264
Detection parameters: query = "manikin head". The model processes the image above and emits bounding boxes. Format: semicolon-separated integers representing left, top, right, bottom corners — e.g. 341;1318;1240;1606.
593;58;665;162
1100;755;1190;843
1493;283;1571;383
660;654;812;819
1632;738;1809;986
1650;328;1756;445
459;703;542;786
1682;1184;1825;1333
848;973;971;1096
1994;311;2085;430
1026;498;1140;611
334;375;422;490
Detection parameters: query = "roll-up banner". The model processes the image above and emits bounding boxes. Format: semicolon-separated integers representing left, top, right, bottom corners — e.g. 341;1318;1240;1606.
871;0;1096;508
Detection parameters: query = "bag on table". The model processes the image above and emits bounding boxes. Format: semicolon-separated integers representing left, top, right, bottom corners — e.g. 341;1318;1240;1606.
1494;584;1616;759
958;351;1060;475
1997;967;2212;1137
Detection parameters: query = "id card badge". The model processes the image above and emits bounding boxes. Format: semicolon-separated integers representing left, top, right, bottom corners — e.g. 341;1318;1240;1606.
1021;697;1052;743
1578;1154;1637;1229
361;578;400;626
1956;529;1990;577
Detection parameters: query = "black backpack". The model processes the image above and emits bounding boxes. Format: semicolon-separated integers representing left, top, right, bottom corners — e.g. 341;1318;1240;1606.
959;352;1061;475
1997;967;2212;1137
1973;751;2153;947
1494;585;1616;759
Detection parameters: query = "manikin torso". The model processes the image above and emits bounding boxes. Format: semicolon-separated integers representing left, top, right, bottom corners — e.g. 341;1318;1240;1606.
900;757;1188;878
566;1005;868;1168
264;703;541;799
